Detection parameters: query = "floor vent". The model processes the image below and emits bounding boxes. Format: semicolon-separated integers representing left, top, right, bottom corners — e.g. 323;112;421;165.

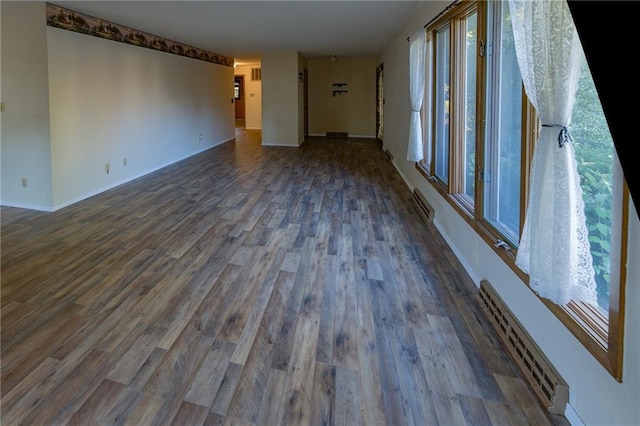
412;188;434;223
478;280;569;415
326;132;348;138
384;149;393;163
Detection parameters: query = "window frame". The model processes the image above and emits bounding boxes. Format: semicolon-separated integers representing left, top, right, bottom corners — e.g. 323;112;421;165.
431;20;452;187
415;0;627;381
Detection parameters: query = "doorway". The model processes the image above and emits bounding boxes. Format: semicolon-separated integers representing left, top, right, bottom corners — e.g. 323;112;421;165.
234;75;245;128
376;63;384;142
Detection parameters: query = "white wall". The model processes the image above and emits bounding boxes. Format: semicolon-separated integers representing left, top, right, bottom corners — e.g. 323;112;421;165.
47;27;234;209
1;1;53;211
235;64;262;130
261;51;302;147
380;2;640;425
307;57;377;138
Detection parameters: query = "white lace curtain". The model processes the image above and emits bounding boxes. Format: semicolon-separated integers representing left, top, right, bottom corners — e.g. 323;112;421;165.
407;29;426;162
509;0;597;306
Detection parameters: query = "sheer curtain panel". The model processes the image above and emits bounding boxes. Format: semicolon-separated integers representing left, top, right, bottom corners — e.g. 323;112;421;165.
407;29;426;162
509;0;598;306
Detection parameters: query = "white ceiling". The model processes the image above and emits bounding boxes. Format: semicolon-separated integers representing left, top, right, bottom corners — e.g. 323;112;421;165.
50;1;425;65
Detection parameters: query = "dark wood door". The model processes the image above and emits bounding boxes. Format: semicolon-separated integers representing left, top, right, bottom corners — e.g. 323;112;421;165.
234;75;245;120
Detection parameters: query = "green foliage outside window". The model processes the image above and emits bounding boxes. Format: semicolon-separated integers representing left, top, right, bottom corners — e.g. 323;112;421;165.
571;60;614;311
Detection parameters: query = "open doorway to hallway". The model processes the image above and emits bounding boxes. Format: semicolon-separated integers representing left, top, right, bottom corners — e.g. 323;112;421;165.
233;62;262;131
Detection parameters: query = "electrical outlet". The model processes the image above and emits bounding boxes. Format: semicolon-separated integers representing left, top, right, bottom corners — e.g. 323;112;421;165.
105;163;110;174
123;158;127;166
21;177;28;188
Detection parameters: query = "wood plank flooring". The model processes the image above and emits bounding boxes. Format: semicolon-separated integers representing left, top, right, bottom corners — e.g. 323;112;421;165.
1;129;569;425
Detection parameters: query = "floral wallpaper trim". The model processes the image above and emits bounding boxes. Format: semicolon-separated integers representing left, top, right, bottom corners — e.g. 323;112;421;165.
46;3;234;67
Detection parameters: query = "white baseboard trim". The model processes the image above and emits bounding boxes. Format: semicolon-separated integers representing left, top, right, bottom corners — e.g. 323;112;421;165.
565;403;585;426
261;142;300;147
390;157;481;287
391;159;414;193
53;171;152;211
432;218;482;286
307;133;376;139
50;138;235;212
0;200;53;212
348;134;377;139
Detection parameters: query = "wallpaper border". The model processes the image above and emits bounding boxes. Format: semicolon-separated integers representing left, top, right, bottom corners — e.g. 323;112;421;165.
46;3;234;67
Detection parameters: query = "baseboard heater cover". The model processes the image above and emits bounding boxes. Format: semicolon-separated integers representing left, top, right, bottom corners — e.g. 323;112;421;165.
478;280;569;415
412;188;434;223
384;148;393;163
326;132;348;138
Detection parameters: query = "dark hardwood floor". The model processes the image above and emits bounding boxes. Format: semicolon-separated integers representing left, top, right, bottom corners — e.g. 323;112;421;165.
0;129;568;425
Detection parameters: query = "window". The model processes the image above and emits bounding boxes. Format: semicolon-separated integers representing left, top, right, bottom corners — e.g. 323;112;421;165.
416;0;627;381
433;24;451;184
563;56;627;378
482;0;523;245
428;3;479;212
251;67;261;81
461;12;477;202
571;59;615;313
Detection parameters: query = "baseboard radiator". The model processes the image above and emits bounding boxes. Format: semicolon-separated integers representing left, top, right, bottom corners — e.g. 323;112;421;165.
478;280;569;415
412;188;434;223
383;148;393;163
326;131;348;138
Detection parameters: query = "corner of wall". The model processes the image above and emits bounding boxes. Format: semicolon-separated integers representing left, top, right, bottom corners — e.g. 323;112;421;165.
1;1;54;210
